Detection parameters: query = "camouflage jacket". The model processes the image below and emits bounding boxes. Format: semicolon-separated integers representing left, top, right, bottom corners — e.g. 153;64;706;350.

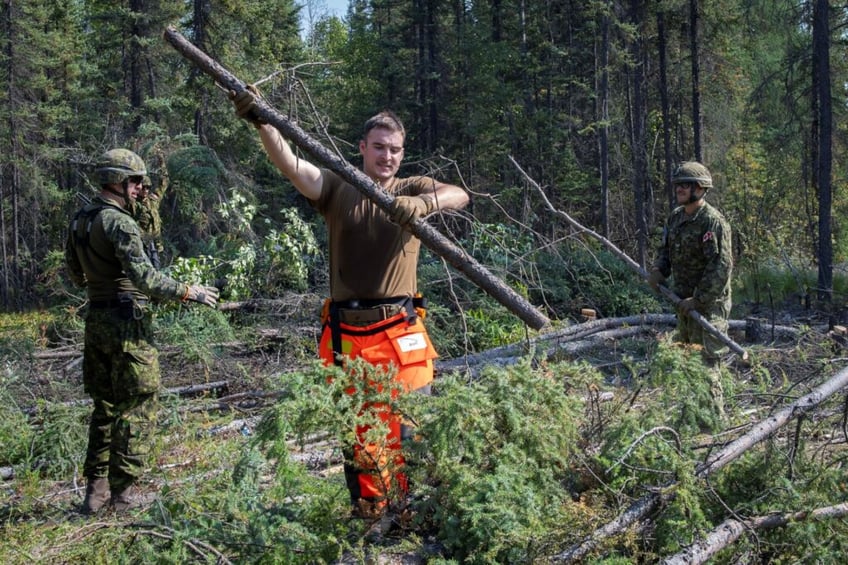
134;194;163;251
652;201;732;309
65;195;187;302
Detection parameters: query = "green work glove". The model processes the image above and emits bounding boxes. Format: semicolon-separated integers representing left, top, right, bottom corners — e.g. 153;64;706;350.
390;195;435;226
678;297;698;314
184;284;219;308
646;268;665;291
230;84;265;127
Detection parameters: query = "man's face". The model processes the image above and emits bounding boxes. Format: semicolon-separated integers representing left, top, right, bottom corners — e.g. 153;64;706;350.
360;127;404;184
674;182;702;205
125;175;144;201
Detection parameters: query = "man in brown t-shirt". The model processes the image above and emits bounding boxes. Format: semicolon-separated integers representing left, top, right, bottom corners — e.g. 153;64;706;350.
232;96;469;519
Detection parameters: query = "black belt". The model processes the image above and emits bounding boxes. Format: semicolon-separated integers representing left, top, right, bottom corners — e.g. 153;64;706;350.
331;296;427;326
89;298;148;309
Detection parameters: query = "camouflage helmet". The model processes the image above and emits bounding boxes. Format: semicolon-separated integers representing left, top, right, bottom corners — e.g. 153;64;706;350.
141;174;152;188
94;149;147;185
672;161;712;189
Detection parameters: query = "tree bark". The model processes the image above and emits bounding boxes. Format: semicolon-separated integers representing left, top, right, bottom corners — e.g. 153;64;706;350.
628;0;649;266
163;27;549;330
598;1;611;238
813;0;832;305
690;0;702;160
657;9;674;210
662;502;848;565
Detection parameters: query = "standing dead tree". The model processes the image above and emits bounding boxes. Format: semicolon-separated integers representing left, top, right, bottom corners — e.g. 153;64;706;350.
551;363;848;562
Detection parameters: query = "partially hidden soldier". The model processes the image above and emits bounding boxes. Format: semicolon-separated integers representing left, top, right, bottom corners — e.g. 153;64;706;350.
65;148;219;514
134;174;166;269
647;161;733;414
232;88;469;522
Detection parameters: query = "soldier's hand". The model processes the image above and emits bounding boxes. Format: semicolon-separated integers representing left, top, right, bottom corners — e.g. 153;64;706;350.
678;297;698;314
184;284;219;308
646;269;665;291
230;84;265;127
390;195;435;226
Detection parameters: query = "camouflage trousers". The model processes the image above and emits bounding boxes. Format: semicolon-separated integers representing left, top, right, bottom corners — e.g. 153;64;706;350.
675;302;731;361
676;303;730;418
82;309;160;490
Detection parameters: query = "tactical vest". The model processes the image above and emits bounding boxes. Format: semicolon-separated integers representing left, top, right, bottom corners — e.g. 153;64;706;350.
70;200;137;297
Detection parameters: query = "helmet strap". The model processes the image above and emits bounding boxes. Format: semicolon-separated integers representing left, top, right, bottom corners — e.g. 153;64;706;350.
685;184;705;204
104;185;125;200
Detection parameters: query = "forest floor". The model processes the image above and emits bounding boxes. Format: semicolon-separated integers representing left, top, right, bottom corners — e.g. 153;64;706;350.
3;293;848;563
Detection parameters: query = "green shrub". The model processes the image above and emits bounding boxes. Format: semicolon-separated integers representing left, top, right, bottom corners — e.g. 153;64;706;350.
412;362;588;563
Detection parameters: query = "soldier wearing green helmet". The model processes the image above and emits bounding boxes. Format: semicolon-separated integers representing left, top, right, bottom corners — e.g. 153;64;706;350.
65;148;219;514
648;161;733;357
134;173;165;269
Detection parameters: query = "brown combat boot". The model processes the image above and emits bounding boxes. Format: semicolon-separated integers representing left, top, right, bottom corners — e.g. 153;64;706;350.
82;477;110;515
110;484;140;513
351;497;388;520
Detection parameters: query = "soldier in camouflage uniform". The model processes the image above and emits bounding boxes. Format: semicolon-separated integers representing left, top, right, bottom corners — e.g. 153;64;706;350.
648;161;733;418
648;161;733;359
65;148;220;514
134;175;165;268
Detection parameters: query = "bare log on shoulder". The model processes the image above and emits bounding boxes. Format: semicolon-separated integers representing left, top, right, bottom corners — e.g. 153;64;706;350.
662;502;848;565
163;27;549;331
551;363;848;562
508;155;746;357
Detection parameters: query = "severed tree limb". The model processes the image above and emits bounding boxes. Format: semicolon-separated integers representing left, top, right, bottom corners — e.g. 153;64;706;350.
662;502;848;565
163;27;548;330
508;155;747;358
551;362;848;562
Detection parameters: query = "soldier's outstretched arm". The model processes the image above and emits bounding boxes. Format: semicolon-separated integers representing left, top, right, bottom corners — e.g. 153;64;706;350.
256;124;323;201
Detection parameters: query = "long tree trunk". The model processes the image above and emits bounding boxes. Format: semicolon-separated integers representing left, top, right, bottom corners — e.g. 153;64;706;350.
629;0;648;266
3;0;20;310
657;9;674;210
813;0;832;305
129;0;145;131
690;0;702;160
598;1;611;237
191;0;209;145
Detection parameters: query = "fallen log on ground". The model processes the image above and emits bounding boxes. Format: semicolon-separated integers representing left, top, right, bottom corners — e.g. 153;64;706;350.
662;502;848;565
550;362;848;562
438;316;799;373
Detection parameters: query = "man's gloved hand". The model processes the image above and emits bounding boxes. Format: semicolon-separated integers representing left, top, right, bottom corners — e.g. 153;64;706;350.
184;284;219;308
230;84;265;127
678;297;698;314
646;269;665;291
390;195;435;226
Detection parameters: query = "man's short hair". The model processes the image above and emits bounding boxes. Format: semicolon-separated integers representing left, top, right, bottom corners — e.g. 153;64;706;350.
363;110;405;140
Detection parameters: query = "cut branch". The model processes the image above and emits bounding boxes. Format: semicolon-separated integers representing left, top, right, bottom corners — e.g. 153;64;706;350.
163;27;548;330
